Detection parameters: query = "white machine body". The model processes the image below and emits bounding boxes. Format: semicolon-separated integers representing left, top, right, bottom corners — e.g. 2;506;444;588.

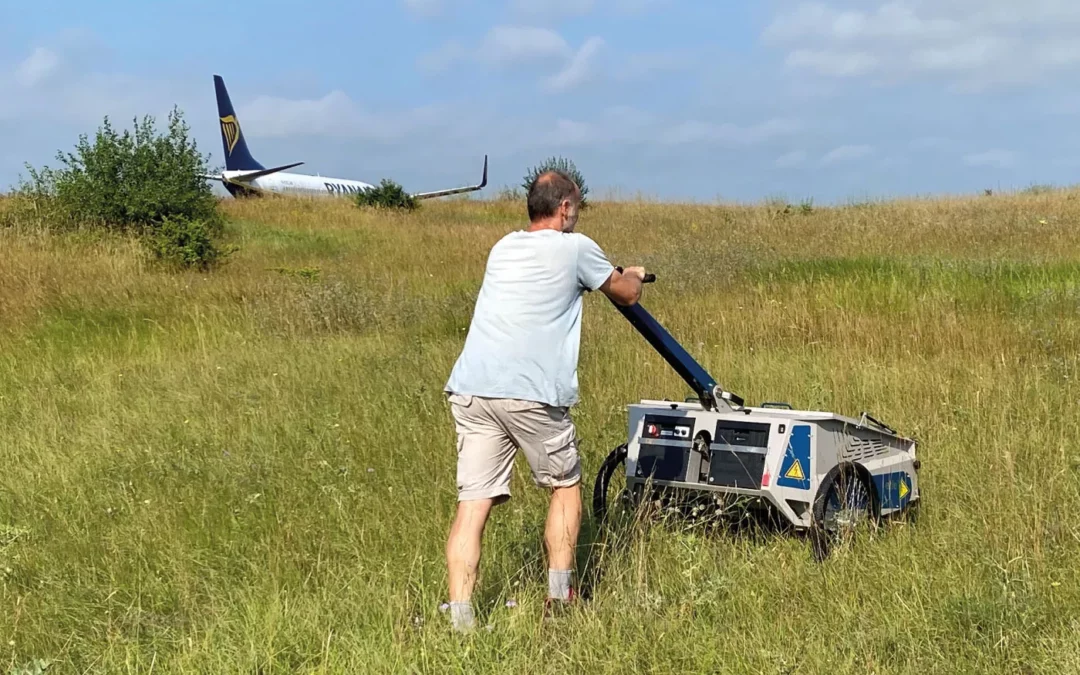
624;399;919;529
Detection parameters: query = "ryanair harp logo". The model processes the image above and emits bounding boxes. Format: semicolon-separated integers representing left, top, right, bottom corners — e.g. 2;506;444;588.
220;115;240;155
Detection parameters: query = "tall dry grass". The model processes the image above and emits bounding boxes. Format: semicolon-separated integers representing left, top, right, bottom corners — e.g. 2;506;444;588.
1;190;1079;672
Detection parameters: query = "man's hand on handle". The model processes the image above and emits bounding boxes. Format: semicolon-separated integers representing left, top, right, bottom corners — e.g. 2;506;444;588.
617;266;655;283
600;265;653;306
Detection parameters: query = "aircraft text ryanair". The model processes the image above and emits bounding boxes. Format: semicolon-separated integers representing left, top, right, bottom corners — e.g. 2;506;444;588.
324;182;369;194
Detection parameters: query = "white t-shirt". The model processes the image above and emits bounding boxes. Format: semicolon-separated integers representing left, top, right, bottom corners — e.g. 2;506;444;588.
445;228;616;408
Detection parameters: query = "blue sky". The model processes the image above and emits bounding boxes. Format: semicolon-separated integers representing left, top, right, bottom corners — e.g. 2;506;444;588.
3;0;1080;204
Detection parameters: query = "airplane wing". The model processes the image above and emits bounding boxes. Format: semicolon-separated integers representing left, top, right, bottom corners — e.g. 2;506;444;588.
199;171;267;196
226;162;305;182
411;155;488;200
199;160;302;184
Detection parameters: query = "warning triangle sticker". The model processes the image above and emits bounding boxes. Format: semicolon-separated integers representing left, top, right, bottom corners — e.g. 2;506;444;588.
899;477;910;500
784;459;806;481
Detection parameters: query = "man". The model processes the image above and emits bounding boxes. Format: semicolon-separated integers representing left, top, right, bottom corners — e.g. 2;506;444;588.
442;169;646;633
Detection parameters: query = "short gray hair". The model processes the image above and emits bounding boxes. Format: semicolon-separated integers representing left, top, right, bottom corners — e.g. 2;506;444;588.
527;170;578;221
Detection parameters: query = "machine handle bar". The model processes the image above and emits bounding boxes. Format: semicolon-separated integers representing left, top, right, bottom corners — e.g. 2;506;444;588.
608;265;744;411
615;266;655;284
859;411;896;435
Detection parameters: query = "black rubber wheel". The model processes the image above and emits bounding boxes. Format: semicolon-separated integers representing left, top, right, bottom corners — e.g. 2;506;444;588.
809;465;879;562
592;444;628;527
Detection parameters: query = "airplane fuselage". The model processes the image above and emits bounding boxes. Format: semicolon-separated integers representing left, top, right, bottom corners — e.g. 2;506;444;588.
210;74;486;200
222;169;376;197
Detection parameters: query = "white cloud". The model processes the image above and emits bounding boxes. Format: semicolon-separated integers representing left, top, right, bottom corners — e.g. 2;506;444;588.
963;149;1014;168
544;37;605;91
659;118;801;147
15;47;61;88
239;91;359;138
908;35;1004;73
420;26;607;92
764;1;1080;87
416;40;468;75
609;0;669;15
481;26;573;65
775;150;807;168
501;109;796;151
420;26;703;93
546;119;594;146
610;48;698;81
0;32;199;129
0;67;194;128
820;144;873;165
1035;42;1080;68
508;0;666;18
236;90;454;142
467;106;801;152
764;2;964;44
785;49;878;77
510;0;595;17
909;136;956;152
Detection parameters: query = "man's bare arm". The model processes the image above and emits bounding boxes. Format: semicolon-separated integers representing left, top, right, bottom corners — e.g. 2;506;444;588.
599;266;646;306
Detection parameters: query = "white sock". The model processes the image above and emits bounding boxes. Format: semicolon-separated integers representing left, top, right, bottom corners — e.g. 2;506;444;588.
449;602;475;633
548;569;572;600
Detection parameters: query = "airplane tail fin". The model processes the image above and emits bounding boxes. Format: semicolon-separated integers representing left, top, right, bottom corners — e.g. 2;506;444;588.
214;74;264;172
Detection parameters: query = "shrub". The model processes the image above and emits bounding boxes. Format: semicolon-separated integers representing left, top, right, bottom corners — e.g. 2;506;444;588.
496;186;523;201
1023;183;1056;195
354;179;418;210
522;156;589;208
14;107;228;269
142;215;234;271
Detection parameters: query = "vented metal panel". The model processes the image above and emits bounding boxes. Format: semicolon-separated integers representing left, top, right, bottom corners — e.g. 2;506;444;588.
842;436;888;461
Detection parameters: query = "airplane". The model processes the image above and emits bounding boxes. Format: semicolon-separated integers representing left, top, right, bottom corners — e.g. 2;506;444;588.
202;74;487;199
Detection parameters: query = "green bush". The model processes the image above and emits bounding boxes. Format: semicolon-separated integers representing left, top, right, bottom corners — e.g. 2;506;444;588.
142;215;234;271
15;107;228;269
522;156;589;208
354;179;418;210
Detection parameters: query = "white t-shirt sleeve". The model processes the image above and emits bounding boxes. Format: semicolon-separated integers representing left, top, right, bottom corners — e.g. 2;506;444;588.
576;234;616;291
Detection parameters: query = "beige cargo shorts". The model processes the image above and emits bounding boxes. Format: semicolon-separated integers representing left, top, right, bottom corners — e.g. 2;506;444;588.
447;393;581;502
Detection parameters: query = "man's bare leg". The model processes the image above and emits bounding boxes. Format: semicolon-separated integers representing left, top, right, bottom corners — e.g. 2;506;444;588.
544;483;581;600
446;498;494;631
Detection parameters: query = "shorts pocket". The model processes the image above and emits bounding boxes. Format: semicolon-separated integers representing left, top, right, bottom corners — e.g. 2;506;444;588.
447;393;474;407
540;424;580;484
503;399;546;413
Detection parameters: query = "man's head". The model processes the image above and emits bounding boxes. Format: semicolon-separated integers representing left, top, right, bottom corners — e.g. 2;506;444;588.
527;170;581;232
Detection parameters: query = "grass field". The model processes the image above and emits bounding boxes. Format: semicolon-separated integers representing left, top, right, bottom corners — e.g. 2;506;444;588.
2;190;1080;673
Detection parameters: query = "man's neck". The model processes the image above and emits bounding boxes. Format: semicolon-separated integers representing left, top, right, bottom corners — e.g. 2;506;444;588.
527;218;563;233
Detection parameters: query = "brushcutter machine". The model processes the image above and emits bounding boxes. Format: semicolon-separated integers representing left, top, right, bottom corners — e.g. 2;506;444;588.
593;270;921;560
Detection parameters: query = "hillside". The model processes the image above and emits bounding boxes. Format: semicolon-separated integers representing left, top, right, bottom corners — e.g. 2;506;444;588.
1;192;1079;672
